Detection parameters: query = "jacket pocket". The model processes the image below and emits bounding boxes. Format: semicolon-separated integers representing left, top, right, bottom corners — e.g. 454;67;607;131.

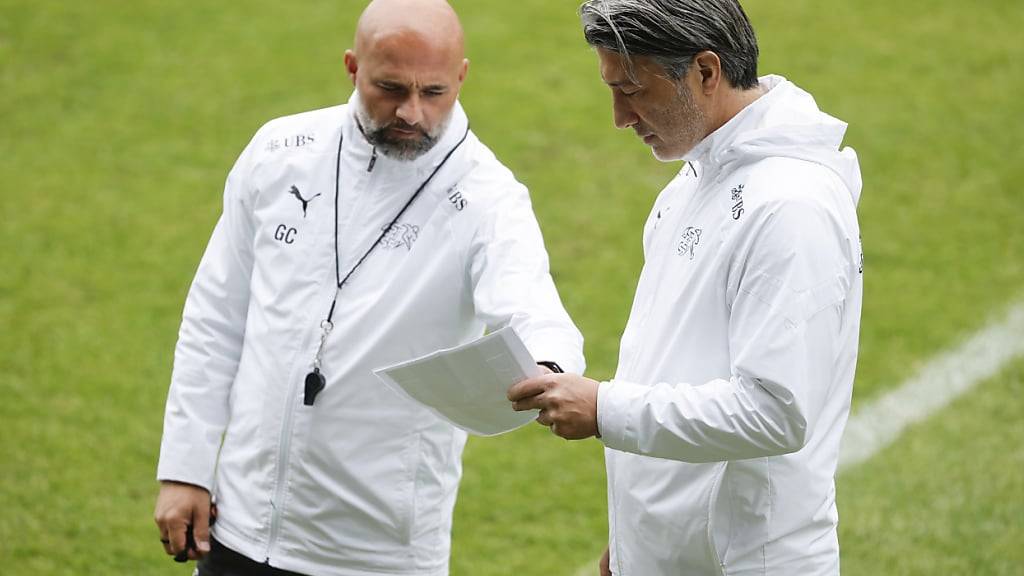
615;457;728;574
706;462;730;576
710;458;773;574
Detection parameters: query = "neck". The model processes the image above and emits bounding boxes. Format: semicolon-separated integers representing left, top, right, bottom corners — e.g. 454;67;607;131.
705;84;766;138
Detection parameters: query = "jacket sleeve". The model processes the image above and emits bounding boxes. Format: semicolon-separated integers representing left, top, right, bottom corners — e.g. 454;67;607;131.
598;191;855;462
157;138;258;490
467;181;586;375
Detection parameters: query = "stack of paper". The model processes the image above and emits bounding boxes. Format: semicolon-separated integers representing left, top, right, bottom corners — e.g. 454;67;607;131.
373;327;541;436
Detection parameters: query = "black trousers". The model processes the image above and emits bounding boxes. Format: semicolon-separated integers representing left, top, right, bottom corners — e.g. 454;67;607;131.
197;537;310;576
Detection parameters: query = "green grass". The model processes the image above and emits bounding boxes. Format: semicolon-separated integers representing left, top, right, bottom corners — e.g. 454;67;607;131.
838;358;1024;575
0;0;1022;574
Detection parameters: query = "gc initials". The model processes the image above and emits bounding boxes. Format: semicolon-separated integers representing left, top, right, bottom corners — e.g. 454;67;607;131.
274;224;297;244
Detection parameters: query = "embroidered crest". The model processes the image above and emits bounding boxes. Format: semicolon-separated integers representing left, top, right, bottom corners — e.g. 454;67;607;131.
380;222;420;251
677;227;703;260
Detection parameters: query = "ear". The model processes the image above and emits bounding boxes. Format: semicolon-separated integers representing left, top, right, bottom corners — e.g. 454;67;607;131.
458;58;470;85
343;49;358;84
693;51;722;96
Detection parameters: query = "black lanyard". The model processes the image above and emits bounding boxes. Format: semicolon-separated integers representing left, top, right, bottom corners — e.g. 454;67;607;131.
304;122;471;406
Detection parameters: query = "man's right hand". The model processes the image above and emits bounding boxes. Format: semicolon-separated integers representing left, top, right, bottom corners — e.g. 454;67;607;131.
154;481;212;560
600;546;611;576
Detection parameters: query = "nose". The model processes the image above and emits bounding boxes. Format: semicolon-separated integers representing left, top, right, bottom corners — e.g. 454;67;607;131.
396;94;423;126
612;92;638;130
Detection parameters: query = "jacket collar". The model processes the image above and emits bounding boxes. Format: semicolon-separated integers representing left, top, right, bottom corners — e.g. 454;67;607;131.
681;75;861;202
683;75;788;167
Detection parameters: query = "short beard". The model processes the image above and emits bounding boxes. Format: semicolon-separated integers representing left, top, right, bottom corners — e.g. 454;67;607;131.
355;97;451;162
652;81;707;162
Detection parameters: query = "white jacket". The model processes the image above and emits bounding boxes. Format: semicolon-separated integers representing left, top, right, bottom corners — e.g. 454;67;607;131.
598;76;863;576
158;94;584;576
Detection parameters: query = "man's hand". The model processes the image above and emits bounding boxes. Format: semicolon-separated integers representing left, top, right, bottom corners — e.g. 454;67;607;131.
154;481;212;560
600;546;611;576
508;373;600;440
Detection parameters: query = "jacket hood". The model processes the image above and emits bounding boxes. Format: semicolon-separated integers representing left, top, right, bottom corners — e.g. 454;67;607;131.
686;75;862;206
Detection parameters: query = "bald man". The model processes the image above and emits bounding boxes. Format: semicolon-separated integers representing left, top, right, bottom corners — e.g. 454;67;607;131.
153;1;584;574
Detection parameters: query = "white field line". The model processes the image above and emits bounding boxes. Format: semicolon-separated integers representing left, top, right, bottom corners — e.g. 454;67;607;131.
573;300;1024;576
838;300;1024;470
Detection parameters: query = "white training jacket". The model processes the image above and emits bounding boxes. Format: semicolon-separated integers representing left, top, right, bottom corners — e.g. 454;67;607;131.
158;93;584;576
598;76;863;576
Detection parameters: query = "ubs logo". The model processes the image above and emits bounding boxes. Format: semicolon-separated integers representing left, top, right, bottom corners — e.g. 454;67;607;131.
265;133;316;153
730;184;745;221
677;227;702;260
447;186;467;211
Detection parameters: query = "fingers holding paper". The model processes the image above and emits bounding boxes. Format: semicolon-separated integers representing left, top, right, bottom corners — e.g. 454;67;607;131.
508;373;600;440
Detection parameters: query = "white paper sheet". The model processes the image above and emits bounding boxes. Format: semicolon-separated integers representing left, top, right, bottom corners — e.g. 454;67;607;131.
372;327;541;436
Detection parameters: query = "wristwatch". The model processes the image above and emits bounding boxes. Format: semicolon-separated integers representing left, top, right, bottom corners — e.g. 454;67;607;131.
536;360;564;374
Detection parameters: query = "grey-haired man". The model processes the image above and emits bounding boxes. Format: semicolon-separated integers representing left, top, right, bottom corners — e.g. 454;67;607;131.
509;1;863;574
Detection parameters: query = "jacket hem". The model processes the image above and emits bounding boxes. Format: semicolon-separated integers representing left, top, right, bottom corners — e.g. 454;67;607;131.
214;521;449;576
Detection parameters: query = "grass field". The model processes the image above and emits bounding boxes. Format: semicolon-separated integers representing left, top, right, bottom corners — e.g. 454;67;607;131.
1;0;1022;574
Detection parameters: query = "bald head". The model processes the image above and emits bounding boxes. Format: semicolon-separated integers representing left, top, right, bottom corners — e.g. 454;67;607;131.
355;0;464;63
344;0;469;160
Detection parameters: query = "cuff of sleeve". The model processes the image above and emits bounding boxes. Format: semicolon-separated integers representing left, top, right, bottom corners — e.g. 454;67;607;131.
597;379;645;453
156;434;219;493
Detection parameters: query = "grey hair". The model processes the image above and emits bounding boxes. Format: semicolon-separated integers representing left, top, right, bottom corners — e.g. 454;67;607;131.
580;0;759;89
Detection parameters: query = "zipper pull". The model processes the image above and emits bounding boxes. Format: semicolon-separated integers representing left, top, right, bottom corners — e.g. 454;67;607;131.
367;147;378;172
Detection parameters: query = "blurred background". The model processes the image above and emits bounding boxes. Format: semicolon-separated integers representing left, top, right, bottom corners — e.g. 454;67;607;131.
1;0;1022;574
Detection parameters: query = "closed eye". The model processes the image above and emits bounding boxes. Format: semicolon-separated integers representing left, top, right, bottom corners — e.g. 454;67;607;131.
377;82;404;93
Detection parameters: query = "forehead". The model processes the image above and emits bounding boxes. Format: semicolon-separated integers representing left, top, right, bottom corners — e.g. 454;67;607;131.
597;48;629;82
361;28;460;81
596;48;662;86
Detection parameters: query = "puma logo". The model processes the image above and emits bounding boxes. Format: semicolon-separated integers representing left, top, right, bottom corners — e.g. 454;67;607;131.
289;185;321;218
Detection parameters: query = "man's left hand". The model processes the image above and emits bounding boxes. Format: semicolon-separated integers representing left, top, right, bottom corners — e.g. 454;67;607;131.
508;373;600;440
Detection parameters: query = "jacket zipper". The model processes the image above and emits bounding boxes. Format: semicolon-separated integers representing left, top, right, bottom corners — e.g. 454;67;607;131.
265;271;342;561
627;165;705;375
265;284;338;561
264;148;379;561
264;369;303;562
368;146;378;172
